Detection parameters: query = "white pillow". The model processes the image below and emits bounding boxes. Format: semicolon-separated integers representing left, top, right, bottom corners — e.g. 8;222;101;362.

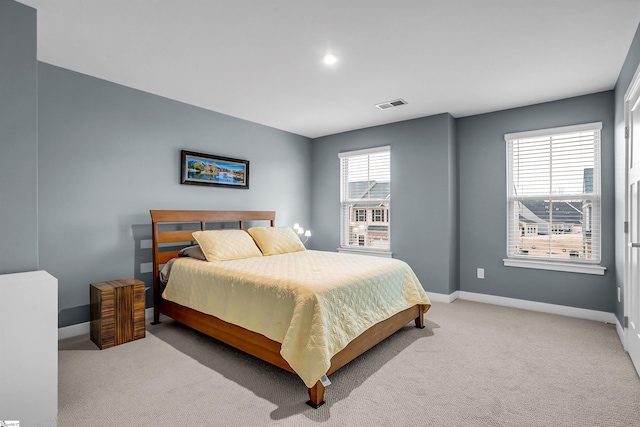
247;226;306;256
191;229;263;262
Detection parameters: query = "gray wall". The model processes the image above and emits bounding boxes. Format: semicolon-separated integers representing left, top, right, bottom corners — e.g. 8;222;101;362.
310;114;458;295
614;23;640;323
38;64;312;326
0;0;38;274
457;91;616;312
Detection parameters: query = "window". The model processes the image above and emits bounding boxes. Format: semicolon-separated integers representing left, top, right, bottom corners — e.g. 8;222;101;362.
372;208;388;222
505;122;604;274
340;146;391;252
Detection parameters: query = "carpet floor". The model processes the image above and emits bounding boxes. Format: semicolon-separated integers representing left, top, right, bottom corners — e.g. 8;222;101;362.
58;300;640;426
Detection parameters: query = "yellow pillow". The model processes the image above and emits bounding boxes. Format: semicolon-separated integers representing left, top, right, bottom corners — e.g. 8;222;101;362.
191;229;263;262
247;226;306;256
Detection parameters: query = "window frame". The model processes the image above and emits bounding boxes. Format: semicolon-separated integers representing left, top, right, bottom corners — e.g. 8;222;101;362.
338;146;392;257
371;209;381;222
503;122;606;275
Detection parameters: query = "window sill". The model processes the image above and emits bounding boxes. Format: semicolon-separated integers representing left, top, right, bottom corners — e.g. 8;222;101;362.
503;258;606;275
338;247;393;258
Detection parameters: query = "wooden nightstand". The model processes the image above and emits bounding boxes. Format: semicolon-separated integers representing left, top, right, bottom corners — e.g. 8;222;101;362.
90;278;145;349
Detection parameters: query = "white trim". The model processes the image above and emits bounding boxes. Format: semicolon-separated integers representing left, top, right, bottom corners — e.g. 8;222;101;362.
617;316;627;350
623;62;640;367
58;321;89;340
338;145;390;158
58;307;154;340
624;61;640;101
427;291;459;303
337;247;392;258
504;122;602;141
503;258;606;275
457;291;615;323
426;290;615;323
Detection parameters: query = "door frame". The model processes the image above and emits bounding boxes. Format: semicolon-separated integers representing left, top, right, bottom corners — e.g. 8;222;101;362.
624;62;640;354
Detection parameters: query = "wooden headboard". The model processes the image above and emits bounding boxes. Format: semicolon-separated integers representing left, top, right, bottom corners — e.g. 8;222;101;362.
149;210;276;314
150;210;275;265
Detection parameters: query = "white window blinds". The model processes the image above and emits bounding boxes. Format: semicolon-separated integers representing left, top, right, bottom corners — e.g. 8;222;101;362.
339;146;391;250
506;122;601;263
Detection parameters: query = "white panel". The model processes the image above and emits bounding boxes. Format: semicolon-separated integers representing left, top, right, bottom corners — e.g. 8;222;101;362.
631;182;639;338
0;271;58;426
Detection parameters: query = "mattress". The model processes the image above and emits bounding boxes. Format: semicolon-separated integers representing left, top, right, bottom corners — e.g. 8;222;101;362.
162;249;431;387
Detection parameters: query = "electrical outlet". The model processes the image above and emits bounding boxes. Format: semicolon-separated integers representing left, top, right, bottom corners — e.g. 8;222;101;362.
477;268;485;279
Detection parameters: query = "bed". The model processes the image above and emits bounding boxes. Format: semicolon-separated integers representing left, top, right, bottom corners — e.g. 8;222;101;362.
150;210;431;408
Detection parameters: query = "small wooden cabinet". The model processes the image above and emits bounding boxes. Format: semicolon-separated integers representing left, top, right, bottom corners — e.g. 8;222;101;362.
90;278;145;349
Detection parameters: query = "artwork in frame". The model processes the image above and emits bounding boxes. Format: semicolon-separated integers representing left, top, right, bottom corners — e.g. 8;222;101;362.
180;150;249;189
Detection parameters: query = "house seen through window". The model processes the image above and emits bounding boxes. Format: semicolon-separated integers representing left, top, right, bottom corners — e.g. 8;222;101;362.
505;123;601;263
339;146;390;250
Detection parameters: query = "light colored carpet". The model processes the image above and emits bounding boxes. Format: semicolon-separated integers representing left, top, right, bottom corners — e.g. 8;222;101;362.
58;300;640;426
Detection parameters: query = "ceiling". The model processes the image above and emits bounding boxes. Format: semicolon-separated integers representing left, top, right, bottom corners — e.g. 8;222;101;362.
17;0;640;138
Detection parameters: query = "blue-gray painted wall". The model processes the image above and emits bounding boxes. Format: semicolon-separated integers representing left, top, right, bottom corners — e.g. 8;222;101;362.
457;92;615;312
0;0;38;274
614;23;640;323
37;63;312;327
310;114;458;295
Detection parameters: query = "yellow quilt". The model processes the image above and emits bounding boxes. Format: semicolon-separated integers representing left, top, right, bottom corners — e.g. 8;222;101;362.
162;250;431;387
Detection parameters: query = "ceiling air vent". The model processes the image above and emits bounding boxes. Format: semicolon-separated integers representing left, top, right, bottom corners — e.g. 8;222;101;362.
375;98;408;110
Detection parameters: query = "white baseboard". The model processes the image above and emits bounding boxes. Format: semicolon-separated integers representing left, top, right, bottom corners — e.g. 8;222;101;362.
58;308;154;340
617;317;627;350
428;290;616;324
58;321;90;340
427;291;460;303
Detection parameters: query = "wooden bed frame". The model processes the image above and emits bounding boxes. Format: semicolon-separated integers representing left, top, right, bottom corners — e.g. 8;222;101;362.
150;210;426;408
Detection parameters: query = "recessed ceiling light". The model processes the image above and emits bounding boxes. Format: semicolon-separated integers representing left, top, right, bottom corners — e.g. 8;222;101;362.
322;54;338;65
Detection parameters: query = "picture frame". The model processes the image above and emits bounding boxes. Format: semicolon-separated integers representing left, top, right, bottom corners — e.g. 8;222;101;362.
180;150;249;189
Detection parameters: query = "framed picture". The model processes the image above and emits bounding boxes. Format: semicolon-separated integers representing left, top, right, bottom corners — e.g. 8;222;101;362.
180;150;249;189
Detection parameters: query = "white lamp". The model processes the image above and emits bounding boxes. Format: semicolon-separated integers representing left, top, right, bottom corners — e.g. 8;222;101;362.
293;223;311;243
